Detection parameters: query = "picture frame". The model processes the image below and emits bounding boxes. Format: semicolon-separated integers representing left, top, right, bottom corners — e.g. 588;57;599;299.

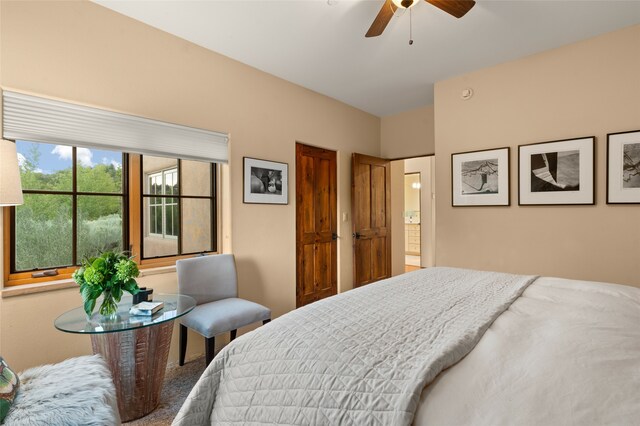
243;157;288;204
518;136;595;206
607;130;640;204
451;147;510;207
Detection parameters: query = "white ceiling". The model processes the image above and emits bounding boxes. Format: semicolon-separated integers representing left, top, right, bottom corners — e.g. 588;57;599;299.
95;0;640;117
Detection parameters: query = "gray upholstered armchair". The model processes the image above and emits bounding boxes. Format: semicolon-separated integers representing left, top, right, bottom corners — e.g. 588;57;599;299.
176;254;271;366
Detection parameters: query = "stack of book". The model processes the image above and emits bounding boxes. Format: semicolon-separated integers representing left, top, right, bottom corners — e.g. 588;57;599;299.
129;301;164;316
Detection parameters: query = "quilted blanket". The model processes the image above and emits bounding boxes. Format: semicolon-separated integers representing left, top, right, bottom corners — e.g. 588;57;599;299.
173;267;537;425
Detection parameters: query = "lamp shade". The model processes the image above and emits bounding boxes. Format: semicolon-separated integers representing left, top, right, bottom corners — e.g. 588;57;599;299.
0;139;24;206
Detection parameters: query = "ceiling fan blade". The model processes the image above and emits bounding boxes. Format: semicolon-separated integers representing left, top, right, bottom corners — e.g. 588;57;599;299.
425;0;476;18
365;0;398;38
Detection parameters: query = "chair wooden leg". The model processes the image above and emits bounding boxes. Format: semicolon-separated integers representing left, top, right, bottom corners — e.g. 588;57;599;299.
263;319;271;325
179;325;187;366
205;336;215;366
230;329;237;341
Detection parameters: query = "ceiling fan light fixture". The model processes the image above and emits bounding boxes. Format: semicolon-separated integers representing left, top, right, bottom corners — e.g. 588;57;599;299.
366;0;475;38
391;0;419;9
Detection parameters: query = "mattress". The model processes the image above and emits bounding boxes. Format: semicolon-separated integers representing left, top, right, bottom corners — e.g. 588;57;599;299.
414;276;640;425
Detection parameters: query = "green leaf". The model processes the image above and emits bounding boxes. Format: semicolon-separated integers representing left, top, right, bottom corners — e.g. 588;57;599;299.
112;285;123;303
89;286;103;300
83;298;97;316
123;279;140;294
80;283;93;301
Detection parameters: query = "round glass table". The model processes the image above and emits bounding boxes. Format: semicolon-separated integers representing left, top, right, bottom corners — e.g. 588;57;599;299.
55;294;196;422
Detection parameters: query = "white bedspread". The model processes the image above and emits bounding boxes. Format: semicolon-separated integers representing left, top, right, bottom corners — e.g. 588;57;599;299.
415;276;640;425
173;267;536;425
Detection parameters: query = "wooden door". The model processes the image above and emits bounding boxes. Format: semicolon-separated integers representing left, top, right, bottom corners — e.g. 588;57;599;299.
352;153;391;287
296;143;338;307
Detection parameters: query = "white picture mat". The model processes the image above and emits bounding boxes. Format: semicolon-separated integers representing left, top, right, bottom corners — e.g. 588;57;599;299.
608;131;640;203
243;157;288;204
519;137;594;205
452;148;509;206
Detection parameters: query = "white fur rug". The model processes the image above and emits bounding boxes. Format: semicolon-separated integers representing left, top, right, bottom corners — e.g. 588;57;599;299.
4;355;120;426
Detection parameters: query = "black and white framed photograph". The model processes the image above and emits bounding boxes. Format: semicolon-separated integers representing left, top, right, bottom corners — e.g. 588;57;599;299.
451;147;510;206
518;136;594;205
243;157;288;204
607;130;640;204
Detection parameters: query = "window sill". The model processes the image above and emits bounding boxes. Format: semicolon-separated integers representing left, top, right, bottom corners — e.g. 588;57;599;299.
139;265;176;277
1;279;78;298
1;265;177;298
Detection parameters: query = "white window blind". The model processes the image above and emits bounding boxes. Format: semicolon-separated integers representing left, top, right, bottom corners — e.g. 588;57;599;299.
2;90;228;163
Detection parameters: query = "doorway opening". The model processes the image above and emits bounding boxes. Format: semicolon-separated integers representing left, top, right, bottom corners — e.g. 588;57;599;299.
390;156;435;274
404;172;421;273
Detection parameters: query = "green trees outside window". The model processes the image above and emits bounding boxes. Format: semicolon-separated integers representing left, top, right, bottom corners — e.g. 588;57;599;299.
10;142;217;278
14;141;125;272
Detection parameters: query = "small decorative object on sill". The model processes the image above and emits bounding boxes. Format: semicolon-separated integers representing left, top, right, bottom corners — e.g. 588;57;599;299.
129;301;164;317
73;251;140;319
31;269;58;278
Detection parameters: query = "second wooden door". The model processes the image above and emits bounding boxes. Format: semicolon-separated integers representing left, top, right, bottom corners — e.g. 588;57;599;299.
352;153;391;287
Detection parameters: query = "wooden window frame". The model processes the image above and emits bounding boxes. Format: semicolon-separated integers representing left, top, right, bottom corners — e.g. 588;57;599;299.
3;153;219;287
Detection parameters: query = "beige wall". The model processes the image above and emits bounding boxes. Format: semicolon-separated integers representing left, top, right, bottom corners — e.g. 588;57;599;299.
435;25;640;287
381;105;435;159
0;1;380;371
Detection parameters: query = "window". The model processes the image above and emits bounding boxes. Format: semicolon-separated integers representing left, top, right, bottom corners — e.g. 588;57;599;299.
11;141;126;272
3;91;225;286
5;146;217;286
141;156;216;259
148;169;178;238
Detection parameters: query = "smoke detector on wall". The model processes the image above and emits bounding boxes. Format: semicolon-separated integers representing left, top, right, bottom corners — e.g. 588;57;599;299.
461;88;474;100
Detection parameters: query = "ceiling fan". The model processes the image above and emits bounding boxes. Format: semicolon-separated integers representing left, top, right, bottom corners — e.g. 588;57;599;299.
365;0;476;38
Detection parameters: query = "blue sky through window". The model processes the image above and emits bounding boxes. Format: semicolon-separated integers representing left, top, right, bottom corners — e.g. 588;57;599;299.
16;140;122;174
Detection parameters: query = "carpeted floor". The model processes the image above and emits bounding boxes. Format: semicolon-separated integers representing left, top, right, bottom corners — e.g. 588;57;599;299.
124;357;206;425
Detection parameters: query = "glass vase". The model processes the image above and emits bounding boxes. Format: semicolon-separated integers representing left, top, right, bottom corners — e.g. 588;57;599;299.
99;290;118;319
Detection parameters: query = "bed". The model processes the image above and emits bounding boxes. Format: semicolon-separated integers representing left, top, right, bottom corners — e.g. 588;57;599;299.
173;267;640;425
